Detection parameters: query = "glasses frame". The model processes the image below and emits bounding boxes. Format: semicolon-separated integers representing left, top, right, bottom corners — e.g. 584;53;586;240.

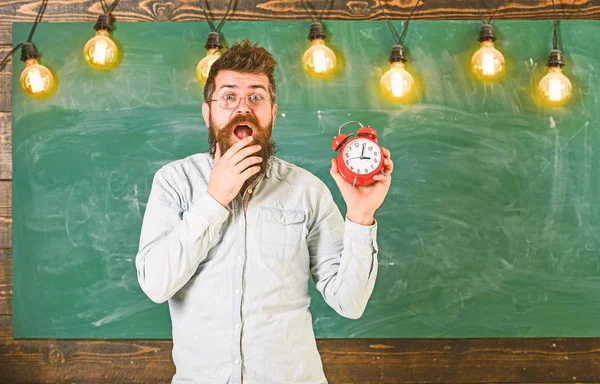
208;93;273;110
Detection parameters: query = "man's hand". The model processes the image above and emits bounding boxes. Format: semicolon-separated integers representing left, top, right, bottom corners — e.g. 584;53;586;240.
330;147;394;226
207;136;263;207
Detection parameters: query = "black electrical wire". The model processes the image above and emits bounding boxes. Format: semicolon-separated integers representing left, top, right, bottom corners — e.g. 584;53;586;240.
0;0;49;70
201;0;236;33
100;0;121;14
0;44;23;70
26;0;49;43
475;0;505;24
378;0;423;46
300;0;330;23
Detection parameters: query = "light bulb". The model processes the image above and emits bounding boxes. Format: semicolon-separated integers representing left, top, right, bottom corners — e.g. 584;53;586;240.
197;32;223;84
303;39;336;76
381;62;414;100
84;14;118;70
538;66;572;105
538;49;572;106
20;59;54;97
303;23;336;77
471;24;505;80
197;48;222;84
83;30;118;69
471;41;505;79
380;45;414;101
18;43;55;98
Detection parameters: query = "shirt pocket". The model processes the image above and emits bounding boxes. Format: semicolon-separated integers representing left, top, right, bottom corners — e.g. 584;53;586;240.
257;207;306;262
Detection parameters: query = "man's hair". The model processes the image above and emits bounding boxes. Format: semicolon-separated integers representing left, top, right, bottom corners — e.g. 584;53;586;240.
203;39;278;104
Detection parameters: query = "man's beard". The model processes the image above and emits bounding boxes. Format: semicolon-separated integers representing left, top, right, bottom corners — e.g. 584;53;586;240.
208;113;278;190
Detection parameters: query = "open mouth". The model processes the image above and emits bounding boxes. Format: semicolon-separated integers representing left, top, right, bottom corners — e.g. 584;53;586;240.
233;124;254;140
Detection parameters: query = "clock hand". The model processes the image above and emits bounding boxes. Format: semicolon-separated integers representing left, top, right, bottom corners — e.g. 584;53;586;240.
360;144;365;158
347;156;372;160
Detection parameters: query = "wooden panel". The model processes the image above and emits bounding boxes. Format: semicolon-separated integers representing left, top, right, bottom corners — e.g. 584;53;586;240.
0;250;11;315
0;0;598;45
0;45;10;113
0;316;599;383
1;2;600;383
0;113;11;179
0;181;10;250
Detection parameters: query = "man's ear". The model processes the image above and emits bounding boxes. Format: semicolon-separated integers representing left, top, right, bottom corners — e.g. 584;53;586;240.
271;103;278;128
202;102;210;127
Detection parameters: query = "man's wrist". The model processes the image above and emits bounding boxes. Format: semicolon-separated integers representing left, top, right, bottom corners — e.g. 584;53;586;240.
347;210;375;226
206;188;229;207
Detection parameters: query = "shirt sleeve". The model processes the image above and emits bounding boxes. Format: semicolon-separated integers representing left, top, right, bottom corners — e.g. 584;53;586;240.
307;184;379;319
135;168;229;303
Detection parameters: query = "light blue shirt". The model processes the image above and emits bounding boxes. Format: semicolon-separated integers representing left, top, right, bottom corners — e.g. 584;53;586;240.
136;153;379;384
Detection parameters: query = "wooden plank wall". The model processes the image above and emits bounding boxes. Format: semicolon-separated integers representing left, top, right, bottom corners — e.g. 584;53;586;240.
0;1;599;383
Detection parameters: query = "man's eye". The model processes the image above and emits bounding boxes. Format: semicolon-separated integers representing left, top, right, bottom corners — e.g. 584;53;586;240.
222;94;237;101
249;94;263;102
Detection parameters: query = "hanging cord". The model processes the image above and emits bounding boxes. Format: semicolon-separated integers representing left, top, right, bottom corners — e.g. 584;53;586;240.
475;0;505;24
100;0;120;14
0;0;49;70
378;0;423;46
552;0;579;50
0;44;23;70
300;0;330;22
26;0;49;43
201;0;235;33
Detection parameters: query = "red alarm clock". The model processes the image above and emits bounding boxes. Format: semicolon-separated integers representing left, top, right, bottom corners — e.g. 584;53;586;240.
331;120;385;187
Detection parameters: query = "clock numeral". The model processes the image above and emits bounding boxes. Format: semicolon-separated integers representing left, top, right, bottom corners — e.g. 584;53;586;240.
368;146;373;151
346;160;350;164
357;169;361;174
350;166;354;171
371;165;375;169
374;151;378;156
364;168;368;173
354;143;359;147
373;157;378;162
345;152;350;157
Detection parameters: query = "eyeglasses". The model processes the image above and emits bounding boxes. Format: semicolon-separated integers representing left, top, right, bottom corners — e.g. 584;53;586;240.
209;93;272;110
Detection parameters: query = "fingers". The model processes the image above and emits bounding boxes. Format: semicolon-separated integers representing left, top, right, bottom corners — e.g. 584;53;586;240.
222;136;255;160
235;156;263;172
230;144;262;165
373;173;391;184
383;157;394;174
382;147;391;159
380;147;394;175
214;142;222;162
329;159;345;186
240;165;262;181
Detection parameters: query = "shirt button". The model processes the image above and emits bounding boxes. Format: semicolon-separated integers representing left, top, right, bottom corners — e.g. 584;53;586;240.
237;255;243;261
248;188;253;194
235;359;240;364
280;217;285;223
235;323;240;329
239;219;243;225
235;289;240;295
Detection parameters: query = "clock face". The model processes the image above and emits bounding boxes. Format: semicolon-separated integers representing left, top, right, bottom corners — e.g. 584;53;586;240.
342;138;383;175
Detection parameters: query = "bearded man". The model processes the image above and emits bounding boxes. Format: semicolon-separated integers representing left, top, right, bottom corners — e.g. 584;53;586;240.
135;40;394;384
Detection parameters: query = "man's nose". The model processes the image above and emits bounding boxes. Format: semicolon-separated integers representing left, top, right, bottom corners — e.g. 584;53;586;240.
235;97;251;114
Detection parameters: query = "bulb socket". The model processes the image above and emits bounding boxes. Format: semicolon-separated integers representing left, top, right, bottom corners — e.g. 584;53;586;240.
94;13;113;32
478;23;496;42
389;45;407;63
204;32;222;50
20;42;40;62
547;49;565;68
307;22;326;40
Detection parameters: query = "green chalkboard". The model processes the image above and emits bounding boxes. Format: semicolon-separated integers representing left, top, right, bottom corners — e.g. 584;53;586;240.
12;20;600;339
